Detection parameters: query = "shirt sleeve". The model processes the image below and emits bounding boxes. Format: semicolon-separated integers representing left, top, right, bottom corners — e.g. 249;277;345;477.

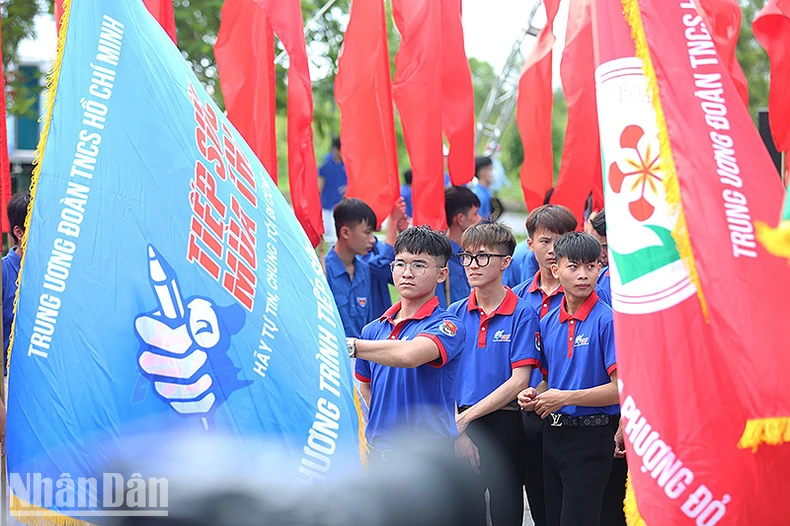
510;308;542;370
355;358;371;383
596;284;612;306
417;314;466;368
600;319;617;375
366;242;395;284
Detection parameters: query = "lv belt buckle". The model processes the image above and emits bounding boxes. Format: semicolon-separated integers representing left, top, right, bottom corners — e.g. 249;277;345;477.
550;413;563;427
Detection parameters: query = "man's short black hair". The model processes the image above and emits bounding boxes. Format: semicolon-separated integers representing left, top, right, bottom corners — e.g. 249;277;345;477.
403;169;412;186
461;218;517;256
474;156;493;178
525;204;577;238
543;188;554;205
445;186;480;227
591;209;606;237
554;232;602;265
394;226;453;267
331;137;341;151
333;198;376;235
7;192;30;245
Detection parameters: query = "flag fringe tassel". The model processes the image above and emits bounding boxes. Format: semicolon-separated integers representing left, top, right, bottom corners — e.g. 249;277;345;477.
9;495;87;526
6;0;72;374
624;473;647;526
353;387;369;466
755;220;790;262
737;416;790;452
620;0;709;321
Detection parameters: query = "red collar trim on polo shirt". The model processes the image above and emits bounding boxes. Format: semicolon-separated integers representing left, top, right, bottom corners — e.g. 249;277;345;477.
559;290;599;323
527;270;564;296
466;288;518;315
380;296;440;325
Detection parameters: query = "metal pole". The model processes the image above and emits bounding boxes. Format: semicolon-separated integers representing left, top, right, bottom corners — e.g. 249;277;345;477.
274;0;340;66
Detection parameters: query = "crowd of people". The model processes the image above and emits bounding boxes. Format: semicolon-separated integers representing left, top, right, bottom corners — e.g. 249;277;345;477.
322;142;626;526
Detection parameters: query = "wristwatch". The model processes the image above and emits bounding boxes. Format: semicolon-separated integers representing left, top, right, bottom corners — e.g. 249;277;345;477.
346;337;358;359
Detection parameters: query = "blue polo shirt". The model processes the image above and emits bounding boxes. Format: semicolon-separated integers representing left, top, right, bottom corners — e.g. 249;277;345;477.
539;291;618;417
355;297;465;449
436;239;470;309
2;247;20;374
503;241;538;288
598;267;611;296
319;153;347;210
448;288;541;408
325;247;372;338
360;239;395;319
471;184;493;219
400;184;413;218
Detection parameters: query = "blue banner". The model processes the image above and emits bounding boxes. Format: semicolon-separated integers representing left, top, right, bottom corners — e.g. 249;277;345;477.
7;0;359;518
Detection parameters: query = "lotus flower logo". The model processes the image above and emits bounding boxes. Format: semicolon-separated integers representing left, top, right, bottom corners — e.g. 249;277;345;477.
608;124;665;222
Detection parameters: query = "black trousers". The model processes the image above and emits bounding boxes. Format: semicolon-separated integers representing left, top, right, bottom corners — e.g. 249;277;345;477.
600;417;627;526
543;420;615;526
522;411;547;526
466;409;526;526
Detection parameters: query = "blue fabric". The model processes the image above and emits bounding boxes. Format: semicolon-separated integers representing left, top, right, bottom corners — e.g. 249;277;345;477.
400;184;413;218
436;239;470;309
7;1;359;516
539;292;618;417
319;153;347;210
2;247;20;373
448;289;540;407
360;239;395;319
471;184;493;219
355;297;465;449
503;241;538;288
598;267;611;294
326;247;373;338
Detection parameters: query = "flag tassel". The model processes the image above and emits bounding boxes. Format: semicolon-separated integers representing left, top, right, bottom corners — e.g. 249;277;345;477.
620;0;709;321
9;495;87;526
755;220;790;262
624;473;647;526
353;388;369;466
737;416;790;452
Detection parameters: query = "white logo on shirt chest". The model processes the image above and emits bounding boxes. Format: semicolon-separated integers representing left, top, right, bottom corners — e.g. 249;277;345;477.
492;329;511;343
574;334;590;347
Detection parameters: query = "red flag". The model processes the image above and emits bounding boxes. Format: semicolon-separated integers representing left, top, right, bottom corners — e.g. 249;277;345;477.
516;0;561;212
143;0;177;44
440;0;475;187
753;0;790;152
593;1;790;523
55;1;64;36
550;0;601;225
694;0;749;108
256;0;322;246
335;0;399;226
215;0;278;182
392;0;445;229
0;20;11;233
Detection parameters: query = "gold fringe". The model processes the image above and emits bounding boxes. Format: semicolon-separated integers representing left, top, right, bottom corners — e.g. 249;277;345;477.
353;387;369;466
620;0;709;321
755;220;790;262
624;471;647;526
10;494;92;526
737;417;790;453
6;0;72;375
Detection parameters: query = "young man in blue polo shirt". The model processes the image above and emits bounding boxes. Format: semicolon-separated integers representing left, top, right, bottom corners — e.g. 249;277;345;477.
348;227;466;459
586;209;611;298
325;198;377;338
518;232;619;526
437;186;481;309
319;137;347;244
3;193;29;375
448;220;540;526
471;157;494;219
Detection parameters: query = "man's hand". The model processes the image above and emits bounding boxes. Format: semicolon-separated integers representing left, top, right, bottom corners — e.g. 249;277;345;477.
533;389;569;418
517;387;538;411
614;419;626;458
455;412;468;435
455;432;480;474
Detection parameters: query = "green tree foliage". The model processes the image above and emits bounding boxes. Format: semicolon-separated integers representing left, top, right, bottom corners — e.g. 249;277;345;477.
4;0;44;116
735;0;769;121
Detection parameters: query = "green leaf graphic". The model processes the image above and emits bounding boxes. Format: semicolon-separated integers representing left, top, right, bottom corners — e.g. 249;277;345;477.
610;225;680;284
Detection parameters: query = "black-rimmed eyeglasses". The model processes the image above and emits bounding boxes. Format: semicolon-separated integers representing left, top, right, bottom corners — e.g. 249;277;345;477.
458;253;510;267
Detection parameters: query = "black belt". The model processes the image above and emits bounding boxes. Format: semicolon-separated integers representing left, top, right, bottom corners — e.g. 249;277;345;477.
458;402;520;413
546;413;610;427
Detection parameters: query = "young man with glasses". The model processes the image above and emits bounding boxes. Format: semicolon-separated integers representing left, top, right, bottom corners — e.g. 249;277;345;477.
348;227;466;461
447;220;540;526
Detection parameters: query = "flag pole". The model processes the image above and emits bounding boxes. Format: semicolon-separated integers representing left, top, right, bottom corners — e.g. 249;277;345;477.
782;151;787;188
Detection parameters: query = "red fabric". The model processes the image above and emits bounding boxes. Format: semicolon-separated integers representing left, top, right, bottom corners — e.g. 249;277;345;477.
516;0;561;212
391;0;445;229
215;0;278;182
694;0;748;108
440;0;475;186
0;20;10;233
255;0;322;246
143;0;177;43
55;1;64;36
335;0;399;226
753;0;790;152
593;2;790;523
551;0;601;225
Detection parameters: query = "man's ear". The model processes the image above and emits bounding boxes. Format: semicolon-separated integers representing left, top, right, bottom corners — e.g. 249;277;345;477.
13;225;24;243
551;263;560;280
339;224;350;240
527;237;534;252
436;265;449;284
501;255;512;272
